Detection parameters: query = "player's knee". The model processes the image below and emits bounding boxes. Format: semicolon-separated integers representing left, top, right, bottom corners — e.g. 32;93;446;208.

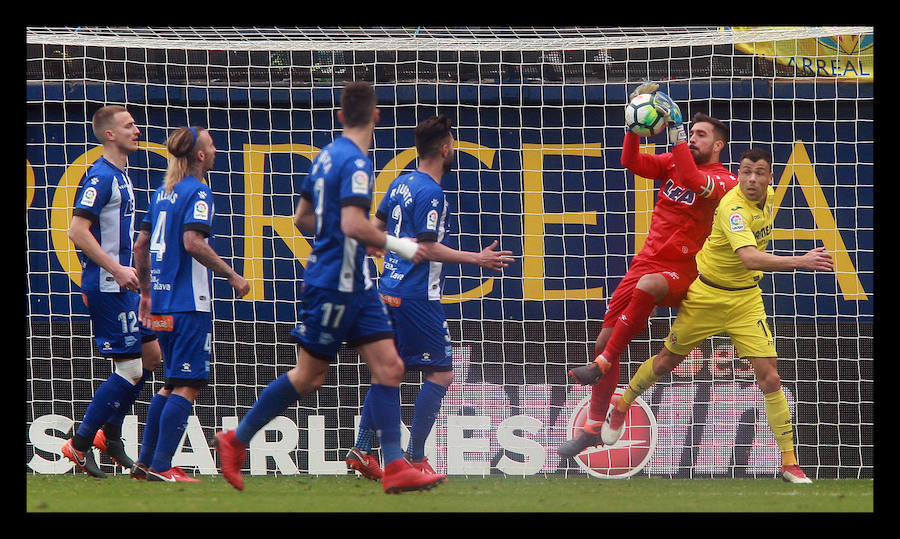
756;369;781;393
379;355;406;386
428;369;454;388
653;349;682;375
287;364;326;395
636;273;668;301
141;340;162;371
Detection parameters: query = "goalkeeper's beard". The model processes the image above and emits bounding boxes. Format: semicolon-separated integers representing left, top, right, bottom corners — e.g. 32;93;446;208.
690;144;713;165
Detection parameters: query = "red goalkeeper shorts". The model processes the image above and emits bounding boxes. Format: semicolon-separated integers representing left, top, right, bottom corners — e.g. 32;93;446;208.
602;256;697;329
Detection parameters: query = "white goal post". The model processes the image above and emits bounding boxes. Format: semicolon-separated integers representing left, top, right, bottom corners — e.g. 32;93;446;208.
26;26;873;479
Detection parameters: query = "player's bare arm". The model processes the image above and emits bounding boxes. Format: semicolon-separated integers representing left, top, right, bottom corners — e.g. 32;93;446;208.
183;230;250;297
416;239;514;272
134;229;152;326
293;197;316;235
736;245;834;272
68;214;140;292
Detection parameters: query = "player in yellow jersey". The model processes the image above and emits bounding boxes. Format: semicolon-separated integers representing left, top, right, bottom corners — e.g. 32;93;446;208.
598;148;833;483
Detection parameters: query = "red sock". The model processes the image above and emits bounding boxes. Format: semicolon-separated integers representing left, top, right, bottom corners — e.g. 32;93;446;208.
601;288;657;362
589;357;620;422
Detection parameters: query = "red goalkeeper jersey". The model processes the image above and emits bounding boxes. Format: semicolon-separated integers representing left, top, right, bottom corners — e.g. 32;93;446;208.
621;131;738;264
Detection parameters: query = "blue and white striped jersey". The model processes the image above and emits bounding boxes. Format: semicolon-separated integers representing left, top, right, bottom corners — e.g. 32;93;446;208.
72;157;137;293
375;170;450;301
300;136;377;292
140;176;215;313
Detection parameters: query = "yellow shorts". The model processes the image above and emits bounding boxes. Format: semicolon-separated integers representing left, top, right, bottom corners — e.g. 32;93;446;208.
664;277;777;359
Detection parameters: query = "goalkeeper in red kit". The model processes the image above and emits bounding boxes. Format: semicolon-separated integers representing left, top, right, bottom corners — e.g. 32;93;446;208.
559;82;739;457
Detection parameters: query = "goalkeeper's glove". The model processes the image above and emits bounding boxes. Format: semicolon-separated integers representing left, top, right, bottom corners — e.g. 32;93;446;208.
652;91;687;145
629;81;659;102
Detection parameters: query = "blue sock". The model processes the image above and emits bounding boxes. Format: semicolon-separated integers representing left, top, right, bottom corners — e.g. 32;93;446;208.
407;380;447;461
139;392;168;466
235;374;300;446
74;373;134;451
150;393;192;473
104;369;152;437
354;390;376;452
366;384;403;465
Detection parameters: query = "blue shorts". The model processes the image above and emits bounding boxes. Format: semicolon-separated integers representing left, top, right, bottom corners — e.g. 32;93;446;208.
81;290;156;359
290;284;394;361
149;311;212;388
381;294;453;372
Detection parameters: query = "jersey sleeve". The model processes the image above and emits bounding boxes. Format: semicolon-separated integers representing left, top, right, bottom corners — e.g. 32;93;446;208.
374;181;393;223
299;172;314;202
339;157;374;211
716;203;757;252
671;143;738;199
182;186;214;236
72;173;113;221
140;191;156;232
620;130;669;180
412;184;442;242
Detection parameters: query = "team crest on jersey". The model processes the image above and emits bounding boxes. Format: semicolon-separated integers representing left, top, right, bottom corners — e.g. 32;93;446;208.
80;186;98;207
193;200;209;221
352;170;370;195
729;212;745;232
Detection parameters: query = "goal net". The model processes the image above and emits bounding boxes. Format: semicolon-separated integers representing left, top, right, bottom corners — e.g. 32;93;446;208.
26;26;873;479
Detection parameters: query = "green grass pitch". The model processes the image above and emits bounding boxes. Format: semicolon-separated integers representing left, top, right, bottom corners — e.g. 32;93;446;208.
26;473;873;513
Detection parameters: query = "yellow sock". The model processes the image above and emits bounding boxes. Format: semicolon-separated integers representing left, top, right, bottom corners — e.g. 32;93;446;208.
781;450;797;466
764;389;795;456
618;355;661;412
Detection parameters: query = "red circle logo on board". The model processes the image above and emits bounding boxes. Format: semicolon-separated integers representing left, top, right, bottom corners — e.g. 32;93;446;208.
566;388;658;478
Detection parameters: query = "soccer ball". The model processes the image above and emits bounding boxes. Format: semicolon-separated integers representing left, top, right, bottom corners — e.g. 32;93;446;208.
624;93;666;137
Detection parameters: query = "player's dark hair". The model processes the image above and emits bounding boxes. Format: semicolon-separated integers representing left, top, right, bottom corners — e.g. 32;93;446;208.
339;81;377;128
415;115;453;159
92;105;128;143
740;147;773;168
691;112;729;145
164;126;206;191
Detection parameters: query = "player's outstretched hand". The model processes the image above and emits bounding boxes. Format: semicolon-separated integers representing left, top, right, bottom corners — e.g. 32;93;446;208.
799;246;834;271
629;81;659;102
478;240;515;271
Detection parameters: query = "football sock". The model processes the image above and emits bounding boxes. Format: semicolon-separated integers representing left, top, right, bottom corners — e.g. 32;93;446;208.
150;393;192;473
600;288;656;361
354;389;376;452
235;373;301;446
366;383;403;465
764;389;796;456
589;357;620;422
73;372;134;451
103;369;152;439
618;355;661;411
139;392;168;466
406;380;447;461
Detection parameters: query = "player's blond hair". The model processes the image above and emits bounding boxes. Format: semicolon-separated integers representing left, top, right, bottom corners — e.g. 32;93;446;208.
91;105;128;143
163;126;204;192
